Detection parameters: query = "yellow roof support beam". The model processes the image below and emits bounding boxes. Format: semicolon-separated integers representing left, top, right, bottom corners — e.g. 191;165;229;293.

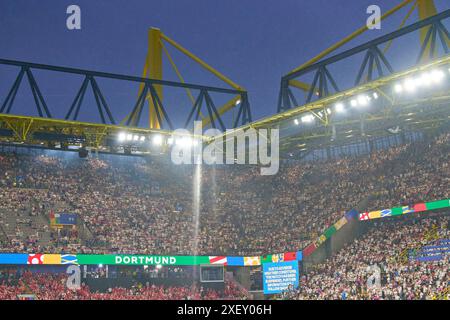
148;28;163;129
160;32;244;91
121;28;163;129
122;28;246;129
288;79;311;92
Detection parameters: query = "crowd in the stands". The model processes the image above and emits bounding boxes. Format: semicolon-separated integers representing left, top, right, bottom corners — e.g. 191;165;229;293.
0;131;448;256
0;270;247;300
280;214;450;300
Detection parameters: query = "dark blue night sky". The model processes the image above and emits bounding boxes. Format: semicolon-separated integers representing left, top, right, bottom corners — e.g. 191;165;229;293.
0;0;449;126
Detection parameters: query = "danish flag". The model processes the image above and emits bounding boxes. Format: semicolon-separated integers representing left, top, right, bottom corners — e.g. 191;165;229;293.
359;212;370;221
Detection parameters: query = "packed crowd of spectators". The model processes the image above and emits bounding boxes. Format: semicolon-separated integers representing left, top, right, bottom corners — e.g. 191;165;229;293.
0;131;448;256
0;270;247;300
286;214;450;300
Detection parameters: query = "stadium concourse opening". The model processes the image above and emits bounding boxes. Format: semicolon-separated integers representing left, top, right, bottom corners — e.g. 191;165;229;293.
0;1;450;303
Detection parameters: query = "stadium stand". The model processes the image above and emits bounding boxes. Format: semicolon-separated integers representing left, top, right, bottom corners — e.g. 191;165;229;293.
0;130;448;300
0;131;448;256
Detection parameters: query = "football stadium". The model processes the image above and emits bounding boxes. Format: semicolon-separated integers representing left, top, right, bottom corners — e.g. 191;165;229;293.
0;0;449;304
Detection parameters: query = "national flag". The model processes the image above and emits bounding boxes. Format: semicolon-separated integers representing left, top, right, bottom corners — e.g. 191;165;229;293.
243;256;261;266
61;254;78;265
209;256;227;265
58;213;77;225
42;254;61;265
49;211;56;224
271;254;284;263
402;206;414;214
380;209;392;217
27;254;44;265
359;212;370;221
283;252;296;261
413;203;427;213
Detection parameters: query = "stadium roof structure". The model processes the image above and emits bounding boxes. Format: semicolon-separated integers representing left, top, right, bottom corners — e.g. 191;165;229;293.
216;7;450;158
0;2;449;159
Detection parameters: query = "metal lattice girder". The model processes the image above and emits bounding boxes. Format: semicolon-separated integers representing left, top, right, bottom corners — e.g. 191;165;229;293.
355;46;394;85
226;54;450;144
0;58;247;130
278;10;450;112
65;75;115;124
1;66;52;118
305;66;341;103
417;20;450;63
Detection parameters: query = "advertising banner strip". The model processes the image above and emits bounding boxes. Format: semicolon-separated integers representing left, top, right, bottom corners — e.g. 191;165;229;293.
359;198;450;221
226;256;245;266
426;199;450;210
76;255;210;266
303;243;316;257
323;225;337;239
4;200;447;266
334;217;348;230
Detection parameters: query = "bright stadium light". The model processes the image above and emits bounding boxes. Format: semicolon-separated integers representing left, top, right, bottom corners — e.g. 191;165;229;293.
140;136;146;142
420;72;432;86
335;103;345;113
118;132;126;142
394;83;403;93
350;99;358;107
294;119;299;125
167;137;174;145
404;78;416;92
235;99;241;105
133;135;139;141
301;114;314;123
152;135;163;146
126;134;133;141
430;69;445;83
357;95;369;106
372;92;379;99
326;108;332;115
